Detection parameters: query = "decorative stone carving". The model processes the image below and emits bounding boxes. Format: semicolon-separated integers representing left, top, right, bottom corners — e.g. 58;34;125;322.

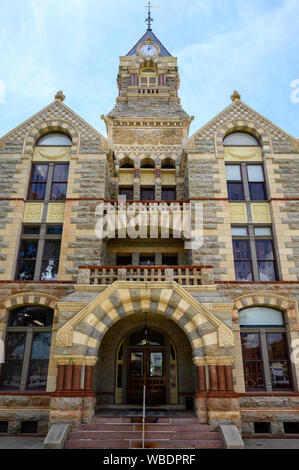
46;203;66;223
55;90;66;102
218;327;234;348
56;326;73;347
23;203;44;223
251;203;271;223
33;147;71;162
224;147;262;161
231;90;241;102
229;203;247;223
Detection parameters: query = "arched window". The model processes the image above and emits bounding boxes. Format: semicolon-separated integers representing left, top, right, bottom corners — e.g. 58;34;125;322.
223;132;259;146
161;158;175;169
140;158;155;169
119;157;134;169
36;133;72;147
0;306;54;391
239;306;292;391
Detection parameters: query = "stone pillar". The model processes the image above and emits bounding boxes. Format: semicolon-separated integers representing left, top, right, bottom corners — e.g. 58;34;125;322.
50;356;98;430
193;358;208;423
155;167;161;200
133;168;140;200
205;356;241;431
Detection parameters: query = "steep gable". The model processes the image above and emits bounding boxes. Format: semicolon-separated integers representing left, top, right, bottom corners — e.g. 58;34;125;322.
186;98;299;154
0;98;111;155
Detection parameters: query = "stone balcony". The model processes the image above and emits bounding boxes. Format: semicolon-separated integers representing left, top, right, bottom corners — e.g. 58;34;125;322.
77;265;214;286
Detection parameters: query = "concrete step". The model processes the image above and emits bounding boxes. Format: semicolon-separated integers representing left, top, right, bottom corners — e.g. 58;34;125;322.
91;416;200;424
65;439;223;449
68;430;220;441
79;423;212;432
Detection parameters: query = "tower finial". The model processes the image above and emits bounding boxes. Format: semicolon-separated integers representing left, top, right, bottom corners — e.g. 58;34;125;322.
145;1;159;31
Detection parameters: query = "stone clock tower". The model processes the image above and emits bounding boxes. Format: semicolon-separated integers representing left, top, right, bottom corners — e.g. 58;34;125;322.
102;26;193;201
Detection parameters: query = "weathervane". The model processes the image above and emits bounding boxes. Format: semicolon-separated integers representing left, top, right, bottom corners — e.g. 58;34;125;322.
145;1;159;31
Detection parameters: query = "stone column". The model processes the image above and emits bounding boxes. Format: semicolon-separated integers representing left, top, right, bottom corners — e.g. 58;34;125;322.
50;356;98;429
155;167;161;200
193;358;208;423
205;356;241;431
133;168;140;200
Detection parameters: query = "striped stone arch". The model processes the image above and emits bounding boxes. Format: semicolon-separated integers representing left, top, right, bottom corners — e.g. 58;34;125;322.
55;282;234;358
22;119;80;157
1;292;57;321
232;292;298;324
215;119;272;158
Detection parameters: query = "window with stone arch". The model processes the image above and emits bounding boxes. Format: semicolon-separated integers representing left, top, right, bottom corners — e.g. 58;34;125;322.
239;306;292;392
0;306;54;391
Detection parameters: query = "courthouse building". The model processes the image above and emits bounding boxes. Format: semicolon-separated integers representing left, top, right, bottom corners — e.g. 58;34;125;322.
0;22;299;446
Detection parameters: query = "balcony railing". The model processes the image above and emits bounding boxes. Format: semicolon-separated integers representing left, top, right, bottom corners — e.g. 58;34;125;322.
77;265;214;286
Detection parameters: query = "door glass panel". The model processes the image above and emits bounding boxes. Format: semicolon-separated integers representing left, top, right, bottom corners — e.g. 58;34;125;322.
150;352;163;377
130;352;143;376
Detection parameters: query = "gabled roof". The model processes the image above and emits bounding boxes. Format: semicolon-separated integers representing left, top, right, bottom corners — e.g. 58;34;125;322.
126;29;172;57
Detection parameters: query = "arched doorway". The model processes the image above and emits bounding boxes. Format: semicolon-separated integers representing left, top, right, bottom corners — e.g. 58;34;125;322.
94;313;195;408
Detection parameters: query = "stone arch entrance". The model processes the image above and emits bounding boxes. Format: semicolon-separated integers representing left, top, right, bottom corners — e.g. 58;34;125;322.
94;313;195;408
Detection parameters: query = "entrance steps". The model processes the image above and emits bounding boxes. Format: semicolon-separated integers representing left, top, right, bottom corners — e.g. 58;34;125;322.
65;414;223;449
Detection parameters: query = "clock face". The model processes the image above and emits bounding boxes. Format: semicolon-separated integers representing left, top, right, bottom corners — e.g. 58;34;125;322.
140;44;157;56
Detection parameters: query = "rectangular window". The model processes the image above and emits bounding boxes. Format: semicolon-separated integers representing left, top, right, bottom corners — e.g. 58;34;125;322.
256;239;277;281
241;332;265;390
116;255;132;266
27;332;52;389
0;333;26;389
16;240;38;281
27;163;69;201
161;188;176;201
162;255;178;265
233;239;253;281
140;188;155;201
226;165;245;201
226;163;267;201
16;225;63;281
119;187;133;200
266;332;291;390
27;164;49;200
140;256;155;266
50;164;69;200
247;165;266;200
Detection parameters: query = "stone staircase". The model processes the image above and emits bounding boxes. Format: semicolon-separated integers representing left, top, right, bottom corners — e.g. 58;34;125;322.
65;414;223;449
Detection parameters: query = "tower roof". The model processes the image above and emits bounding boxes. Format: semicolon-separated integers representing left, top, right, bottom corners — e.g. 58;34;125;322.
126;30;172;57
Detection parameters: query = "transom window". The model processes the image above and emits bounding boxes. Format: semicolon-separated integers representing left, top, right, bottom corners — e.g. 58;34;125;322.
27;163;69;201
16;225;63;281
240;307;292;391
224;132;259;146
0;306;54;391
36;133;72;146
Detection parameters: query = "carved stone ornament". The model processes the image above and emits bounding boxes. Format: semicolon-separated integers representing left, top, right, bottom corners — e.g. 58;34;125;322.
56;325;73;346
218;326;234;347
231;90;241;102
55;90;65;102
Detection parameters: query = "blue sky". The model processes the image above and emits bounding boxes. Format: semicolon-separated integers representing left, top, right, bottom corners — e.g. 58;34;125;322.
0;0;298;138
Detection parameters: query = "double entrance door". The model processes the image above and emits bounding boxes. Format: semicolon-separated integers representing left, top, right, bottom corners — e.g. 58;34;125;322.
127;347;166;405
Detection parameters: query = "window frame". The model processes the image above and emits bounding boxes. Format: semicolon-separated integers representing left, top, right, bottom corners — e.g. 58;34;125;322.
27;162;69;202
0;307;54;391
240;319;293;392
226;163;267;202
16;224;63;281
232;224;278;281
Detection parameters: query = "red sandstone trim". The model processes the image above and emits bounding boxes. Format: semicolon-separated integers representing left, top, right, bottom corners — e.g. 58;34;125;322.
0;391;51;396
51;391;95;398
